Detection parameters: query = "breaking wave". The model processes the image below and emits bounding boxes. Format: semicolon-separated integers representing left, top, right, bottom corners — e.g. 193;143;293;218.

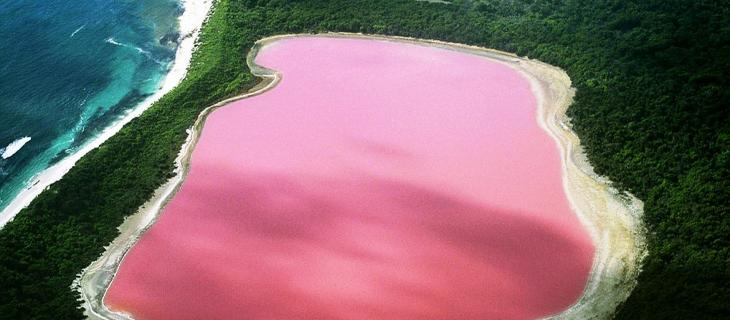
1;137;31;160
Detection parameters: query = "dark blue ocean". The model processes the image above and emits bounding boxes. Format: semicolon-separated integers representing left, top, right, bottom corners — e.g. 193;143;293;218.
0;0;182;215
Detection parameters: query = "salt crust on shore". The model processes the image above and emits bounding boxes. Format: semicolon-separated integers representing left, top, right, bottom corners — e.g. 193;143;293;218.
78;33;646;320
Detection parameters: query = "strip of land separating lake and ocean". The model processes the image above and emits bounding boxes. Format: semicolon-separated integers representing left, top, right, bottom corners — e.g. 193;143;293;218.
79;34;645;320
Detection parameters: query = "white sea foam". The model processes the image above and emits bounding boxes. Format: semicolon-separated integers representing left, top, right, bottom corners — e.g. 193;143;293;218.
70;24;86;38
0;0;214;229
1;137;31;160
105;37;163;65
105;37;148;54
105;37;122;46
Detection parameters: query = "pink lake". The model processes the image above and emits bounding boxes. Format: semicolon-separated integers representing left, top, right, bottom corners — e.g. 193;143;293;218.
105;36;594;320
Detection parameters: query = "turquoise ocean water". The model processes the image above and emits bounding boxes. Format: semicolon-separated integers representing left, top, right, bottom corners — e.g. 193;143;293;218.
0;0;182;215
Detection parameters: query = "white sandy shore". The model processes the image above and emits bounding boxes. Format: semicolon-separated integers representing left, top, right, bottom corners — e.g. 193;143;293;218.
79;33;646;319
0;0;214;229
512;47;647;320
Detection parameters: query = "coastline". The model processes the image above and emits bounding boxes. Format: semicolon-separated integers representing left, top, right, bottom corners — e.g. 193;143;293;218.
0;0;214;229
79;33;645;319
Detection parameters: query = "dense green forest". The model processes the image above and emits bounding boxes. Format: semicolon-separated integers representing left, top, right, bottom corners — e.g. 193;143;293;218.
0;0;727;319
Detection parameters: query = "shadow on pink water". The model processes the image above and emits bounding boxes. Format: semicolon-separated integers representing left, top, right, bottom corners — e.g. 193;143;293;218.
105;37;594;320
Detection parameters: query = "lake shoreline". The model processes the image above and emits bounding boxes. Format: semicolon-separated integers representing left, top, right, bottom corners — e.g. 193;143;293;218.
79;33;646;319
76;44;278;319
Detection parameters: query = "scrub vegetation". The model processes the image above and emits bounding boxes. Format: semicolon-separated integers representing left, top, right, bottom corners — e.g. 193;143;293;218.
0;0;727;319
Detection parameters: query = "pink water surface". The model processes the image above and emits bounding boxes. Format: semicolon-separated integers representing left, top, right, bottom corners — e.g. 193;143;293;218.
105;37;594;320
